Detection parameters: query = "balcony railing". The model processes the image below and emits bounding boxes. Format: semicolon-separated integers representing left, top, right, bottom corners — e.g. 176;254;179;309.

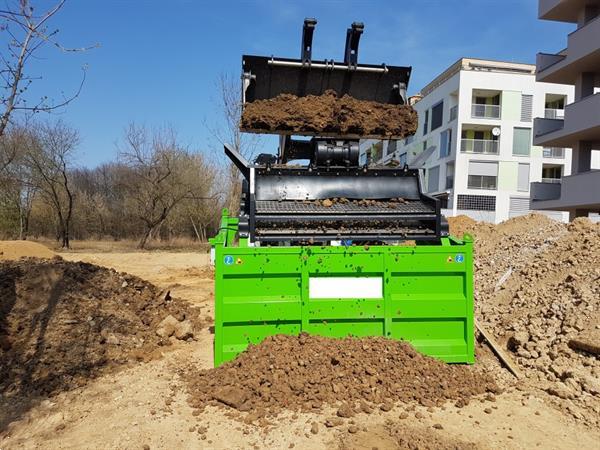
536;52;567;73
543;147;565;158
541;177;562;184
449;105;458;121
544;108;565;119
471;103;500;119
460;139;499;154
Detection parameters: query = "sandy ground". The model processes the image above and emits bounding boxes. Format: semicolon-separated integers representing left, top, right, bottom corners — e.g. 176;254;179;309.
1;251;599;449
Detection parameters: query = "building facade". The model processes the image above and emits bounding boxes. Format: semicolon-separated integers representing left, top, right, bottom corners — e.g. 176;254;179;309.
360;58;574;223
531;0;600;219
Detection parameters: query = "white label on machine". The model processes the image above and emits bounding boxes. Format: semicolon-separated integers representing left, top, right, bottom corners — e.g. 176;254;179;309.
309;277;382;299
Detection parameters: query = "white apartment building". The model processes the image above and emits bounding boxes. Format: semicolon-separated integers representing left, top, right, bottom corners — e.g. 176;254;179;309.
532;0;600;219
361;58;574;223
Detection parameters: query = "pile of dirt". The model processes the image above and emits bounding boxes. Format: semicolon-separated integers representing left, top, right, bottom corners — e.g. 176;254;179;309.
0;241;55;260
0;258;202;400
458;214;600;425
184;334;498;419
241;90;418;137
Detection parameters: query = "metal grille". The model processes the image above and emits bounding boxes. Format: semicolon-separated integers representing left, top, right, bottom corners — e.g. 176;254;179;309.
457;194;496;211
256;200;434;214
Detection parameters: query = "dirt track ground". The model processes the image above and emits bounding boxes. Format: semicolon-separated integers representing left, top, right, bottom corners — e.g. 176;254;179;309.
1;250;599;449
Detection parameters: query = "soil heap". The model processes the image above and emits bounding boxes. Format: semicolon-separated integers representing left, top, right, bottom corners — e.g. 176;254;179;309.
184;333;498;418
0;258;202;400
451;214;600;425
241;90;418;137
0;241;55;260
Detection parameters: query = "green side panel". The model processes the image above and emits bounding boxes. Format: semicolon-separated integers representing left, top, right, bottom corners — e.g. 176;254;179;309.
501;91;521;121
211;211;474;367
498;161;518;190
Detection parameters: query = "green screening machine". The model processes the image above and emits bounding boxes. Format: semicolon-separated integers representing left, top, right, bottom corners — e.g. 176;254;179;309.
210;19;474;367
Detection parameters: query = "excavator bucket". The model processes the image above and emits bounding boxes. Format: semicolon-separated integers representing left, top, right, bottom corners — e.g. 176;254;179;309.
242;54;412;105
241;20;412;106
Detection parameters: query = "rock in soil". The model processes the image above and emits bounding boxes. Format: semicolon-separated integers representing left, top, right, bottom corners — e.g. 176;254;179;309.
240;90;418;138
183;334;497;418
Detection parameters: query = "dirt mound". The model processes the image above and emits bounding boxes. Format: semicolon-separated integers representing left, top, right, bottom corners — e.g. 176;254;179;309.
0;241;55;260
184;334;497;418
0;259;202;402
471;216;600;425
241;90;418;137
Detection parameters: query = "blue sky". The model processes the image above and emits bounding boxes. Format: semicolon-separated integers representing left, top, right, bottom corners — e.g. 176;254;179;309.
18;0;574;167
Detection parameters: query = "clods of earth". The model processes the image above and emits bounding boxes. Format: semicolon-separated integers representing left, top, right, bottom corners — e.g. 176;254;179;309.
182;333;498;420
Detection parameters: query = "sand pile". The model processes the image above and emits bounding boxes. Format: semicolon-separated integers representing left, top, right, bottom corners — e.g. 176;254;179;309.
241;90;418;137
0;241;55;260
184;334;498;419
0;258;202;399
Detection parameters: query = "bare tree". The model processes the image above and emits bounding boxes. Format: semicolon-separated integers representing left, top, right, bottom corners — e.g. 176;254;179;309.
119;124;214;249
22;120;78;247
0;126;37;238
207;73;262;213
0;0;97;137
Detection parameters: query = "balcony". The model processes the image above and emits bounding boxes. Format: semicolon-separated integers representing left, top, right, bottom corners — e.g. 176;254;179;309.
539;0;589;22
531;170;600;211
544;108;565;119
537;15;600;84
537;52;567;72
461;139;499;155
534;92;600;147
471;104;500;119
531;181;562;201
543;147;565;158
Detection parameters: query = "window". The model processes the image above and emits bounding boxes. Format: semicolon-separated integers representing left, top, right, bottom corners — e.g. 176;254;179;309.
457;194;496;211
449;105;458;121
468;161;498;190
399;152;407;166
386;140;398;155
371;141;384;160
439;129;452;158
542;165;563;180
431;101;444;131
446;163;454;189
517;163;530;192
520;95;533;122
423;110;429;135
513;128;531;156
427;166;440;193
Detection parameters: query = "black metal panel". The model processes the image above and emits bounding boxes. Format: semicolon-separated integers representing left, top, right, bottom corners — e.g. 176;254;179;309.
254;168;421;201
242;55;411;105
